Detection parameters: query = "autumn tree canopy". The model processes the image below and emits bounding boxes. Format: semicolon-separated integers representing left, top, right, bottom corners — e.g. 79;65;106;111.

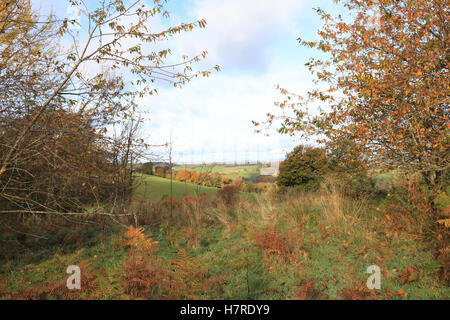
257;0;449;187
0;0;217;214
0;0;218;178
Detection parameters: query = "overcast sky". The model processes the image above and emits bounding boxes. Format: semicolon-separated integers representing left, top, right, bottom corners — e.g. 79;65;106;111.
33;0;338;164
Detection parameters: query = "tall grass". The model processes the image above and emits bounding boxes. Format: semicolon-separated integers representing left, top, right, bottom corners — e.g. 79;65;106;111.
1;177;448;299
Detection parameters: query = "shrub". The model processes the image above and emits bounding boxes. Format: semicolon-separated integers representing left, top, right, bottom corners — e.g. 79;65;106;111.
382;178;434;235
278;144;372;196
277;145;331;192
436;186;450;217
231;178;244;188
255;175;276;183
158;195;180;209
242;182;271;193
175;170;188;181
221;177;231;186
154;166;169;177
217;185;240;206
209;173;223;188
137;162;153;175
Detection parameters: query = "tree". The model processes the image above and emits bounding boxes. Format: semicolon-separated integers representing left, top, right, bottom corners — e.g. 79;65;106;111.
137;162;154;175
0;107;118;213
0;0;219;180
277;145;331;191
0;0;218;214
257;0;449;190
221;177;231;186
108;113;147;209
175;169;191;182
154;166;169;177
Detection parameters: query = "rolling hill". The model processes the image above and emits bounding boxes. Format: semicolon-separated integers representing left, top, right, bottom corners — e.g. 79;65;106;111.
133;174;218;202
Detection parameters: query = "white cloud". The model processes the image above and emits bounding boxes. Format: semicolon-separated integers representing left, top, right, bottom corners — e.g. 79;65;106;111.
131;0;326;162
139;61;314;164
34;0;325;164
169;0;308;73
135;0;322;163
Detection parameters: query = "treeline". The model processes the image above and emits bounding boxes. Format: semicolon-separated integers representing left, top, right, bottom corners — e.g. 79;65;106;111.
153;168;230;188
276;144;450;210
150;167;273;193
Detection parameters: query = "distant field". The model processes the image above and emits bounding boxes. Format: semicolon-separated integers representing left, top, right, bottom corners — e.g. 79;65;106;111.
133;174;218;202
174;165;260;180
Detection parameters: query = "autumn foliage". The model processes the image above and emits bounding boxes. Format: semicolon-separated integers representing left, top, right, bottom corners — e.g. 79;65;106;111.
258;0;449;188
0;0;217;215
155;168;232;188
122;225;226;299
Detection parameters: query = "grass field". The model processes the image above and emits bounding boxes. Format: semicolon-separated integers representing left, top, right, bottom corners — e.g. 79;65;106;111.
133;174;218;202
1;190;448;300
174;165;260;180
1;168;448;300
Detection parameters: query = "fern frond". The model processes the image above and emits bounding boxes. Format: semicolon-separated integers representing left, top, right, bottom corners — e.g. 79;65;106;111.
437;218;450;228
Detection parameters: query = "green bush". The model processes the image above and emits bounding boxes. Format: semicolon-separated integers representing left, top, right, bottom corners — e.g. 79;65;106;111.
277;144;372;196
277;145;332;192
137;162;153;175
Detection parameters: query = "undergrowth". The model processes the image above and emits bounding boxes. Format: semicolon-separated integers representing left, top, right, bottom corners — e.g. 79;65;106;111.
0;181;448;300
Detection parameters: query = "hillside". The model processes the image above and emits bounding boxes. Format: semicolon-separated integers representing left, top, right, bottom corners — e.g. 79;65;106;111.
174;165;261;180
133;174;218;202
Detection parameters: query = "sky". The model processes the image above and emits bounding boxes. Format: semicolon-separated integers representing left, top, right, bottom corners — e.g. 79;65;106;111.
32;0;339;164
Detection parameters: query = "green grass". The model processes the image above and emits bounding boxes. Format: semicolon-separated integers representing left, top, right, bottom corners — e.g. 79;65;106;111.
2;206;447;299
175;165;260;180
1;187;448;300
133;174;218;202
0;225;128;299
371;172;399;194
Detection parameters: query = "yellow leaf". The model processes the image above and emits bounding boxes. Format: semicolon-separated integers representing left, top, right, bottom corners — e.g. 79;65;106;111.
437;219;450;228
